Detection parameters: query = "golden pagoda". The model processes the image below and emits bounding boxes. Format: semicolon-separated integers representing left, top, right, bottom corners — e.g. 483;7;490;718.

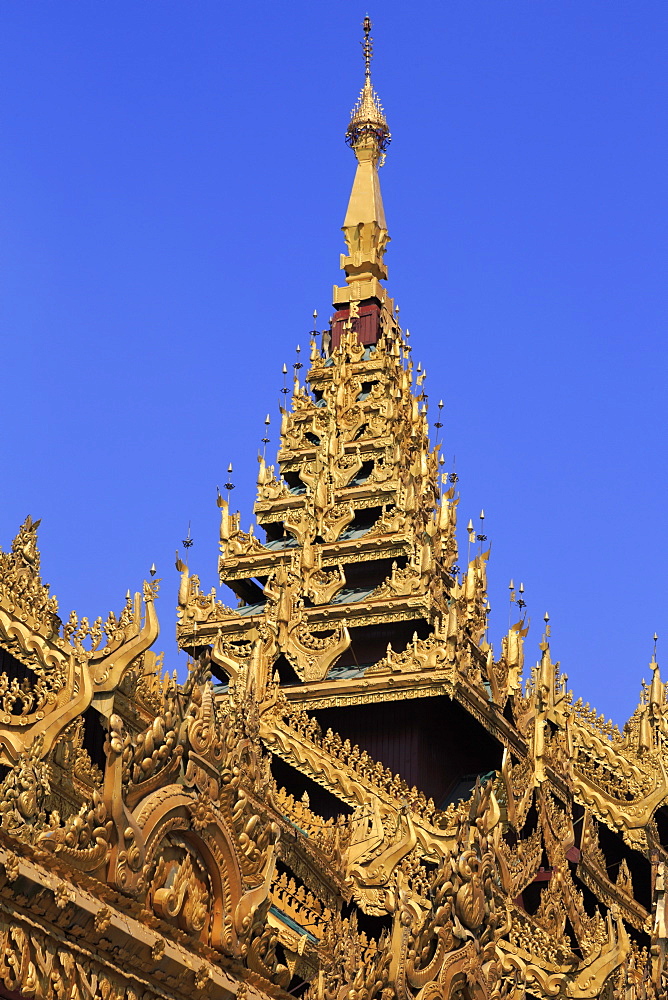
0;18;667;1000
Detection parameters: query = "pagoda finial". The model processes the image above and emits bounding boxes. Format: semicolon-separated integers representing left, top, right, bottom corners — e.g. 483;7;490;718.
345;16;391;158
335;18;391;311
363;15;373;78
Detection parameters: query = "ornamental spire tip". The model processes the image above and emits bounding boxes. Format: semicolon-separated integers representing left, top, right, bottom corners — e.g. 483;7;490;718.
334;17;391;311
346;16;391;157
363;14;373;78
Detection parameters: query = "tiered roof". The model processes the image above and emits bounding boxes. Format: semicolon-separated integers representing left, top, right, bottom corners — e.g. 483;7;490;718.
0;18;666;1000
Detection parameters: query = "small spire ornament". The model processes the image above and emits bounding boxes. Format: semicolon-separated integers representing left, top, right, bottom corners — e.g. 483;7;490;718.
476;510;487;546
224;463;235;501
516;582;526;612
346;16;391;154
261;414;271;456
434;399;444;438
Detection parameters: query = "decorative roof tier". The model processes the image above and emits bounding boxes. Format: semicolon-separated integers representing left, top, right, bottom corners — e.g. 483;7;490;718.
170;21;668;990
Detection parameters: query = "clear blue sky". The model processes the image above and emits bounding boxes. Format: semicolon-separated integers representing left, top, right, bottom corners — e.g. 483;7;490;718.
1;2;666;726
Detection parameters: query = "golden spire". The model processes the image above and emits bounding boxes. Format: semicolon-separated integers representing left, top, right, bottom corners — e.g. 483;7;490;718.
345;16;391;156
335;17;391;308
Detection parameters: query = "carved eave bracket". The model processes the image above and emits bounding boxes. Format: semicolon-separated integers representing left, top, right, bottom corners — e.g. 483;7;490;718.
0;520;161;764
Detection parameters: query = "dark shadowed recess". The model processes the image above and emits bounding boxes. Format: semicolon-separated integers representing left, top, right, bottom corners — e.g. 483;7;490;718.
313;694;503;807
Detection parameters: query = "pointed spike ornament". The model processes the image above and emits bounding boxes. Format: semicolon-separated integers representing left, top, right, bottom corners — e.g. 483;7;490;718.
261;413;271;452
224;464;235;495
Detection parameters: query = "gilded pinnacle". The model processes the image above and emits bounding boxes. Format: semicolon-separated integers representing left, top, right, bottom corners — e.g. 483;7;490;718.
334;17;392;307
345;17;391;157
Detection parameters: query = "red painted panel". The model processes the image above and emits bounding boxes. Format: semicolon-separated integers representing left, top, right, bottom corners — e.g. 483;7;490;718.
331;301;381;349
